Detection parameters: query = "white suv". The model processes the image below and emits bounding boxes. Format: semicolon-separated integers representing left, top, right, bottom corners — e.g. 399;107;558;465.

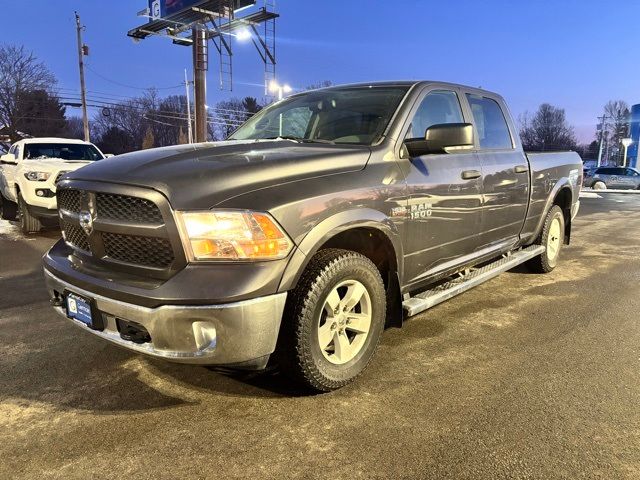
0;138;106;233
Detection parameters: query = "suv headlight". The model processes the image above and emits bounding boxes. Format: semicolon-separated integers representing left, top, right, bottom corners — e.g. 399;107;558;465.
176;210;293;261
24;171;51;182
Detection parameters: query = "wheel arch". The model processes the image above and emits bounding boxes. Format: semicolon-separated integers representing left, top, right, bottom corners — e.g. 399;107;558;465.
278;209;404;327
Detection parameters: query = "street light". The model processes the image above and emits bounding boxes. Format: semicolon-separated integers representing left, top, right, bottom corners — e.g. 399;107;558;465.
269;80;292;100
235;27;252;42
621;138;633;167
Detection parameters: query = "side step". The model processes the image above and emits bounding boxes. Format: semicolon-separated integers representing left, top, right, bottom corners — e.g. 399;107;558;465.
402;245;545;317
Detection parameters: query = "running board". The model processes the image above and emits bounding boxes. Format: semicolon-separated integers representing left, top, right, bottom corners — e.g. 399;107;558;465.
402;245;545;317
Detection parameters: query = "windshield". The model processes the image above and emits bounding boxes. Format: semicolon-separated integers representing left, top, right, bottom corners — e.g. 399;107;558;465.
230;86;410;145
24;143;104;161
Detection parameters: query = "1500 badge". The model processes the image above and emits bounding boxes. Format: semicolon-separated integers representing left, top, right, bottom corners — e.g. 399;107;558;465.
391;203;434;219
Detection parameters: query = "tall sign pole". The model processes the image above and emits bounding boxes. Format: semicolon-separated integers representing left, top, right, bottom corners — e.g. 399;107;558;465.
192;25;208;143
75;12;90;142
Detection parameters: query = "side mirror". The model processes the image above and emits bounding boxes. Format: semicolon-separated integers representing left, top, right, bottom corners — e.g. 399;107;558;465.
404;123;474;157
0;153;16;164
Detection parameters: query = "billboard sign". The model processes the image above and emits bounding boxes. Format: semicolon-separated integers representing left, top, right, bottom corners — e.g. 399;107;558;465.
148;0;256;21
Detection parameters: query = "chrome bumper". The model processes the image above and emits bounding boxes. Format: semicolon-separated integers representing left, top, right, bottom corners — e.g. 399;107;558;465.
44;269;287;368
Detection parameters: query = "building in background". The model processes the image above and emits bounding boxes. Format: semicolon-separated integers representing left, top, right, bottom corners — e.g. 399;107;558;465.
629;104;640;169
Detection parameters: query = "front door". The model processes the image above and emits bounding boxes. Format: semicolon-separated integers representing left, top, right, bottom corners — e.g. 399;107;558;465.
397;88;483;287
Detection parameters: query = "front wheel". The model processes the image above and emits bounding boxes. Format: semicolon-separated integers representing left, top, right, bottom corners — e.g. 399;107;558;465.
276;249;386;392
526;205;565;273
18;195;42;234
593;181;607;190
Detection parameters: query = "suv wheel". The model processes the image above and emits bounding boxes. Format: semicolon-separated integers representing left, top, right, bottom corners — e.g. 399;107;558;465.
276;249;386;392
526;205;565;273
0;194;17;220
18;194;42;234
593;181;607;190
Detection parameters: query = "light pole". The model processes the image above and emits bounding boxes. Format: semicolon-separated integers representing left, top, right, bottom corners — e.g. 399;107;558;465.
269;80;292;101
621;138;633;167
269;81;292;136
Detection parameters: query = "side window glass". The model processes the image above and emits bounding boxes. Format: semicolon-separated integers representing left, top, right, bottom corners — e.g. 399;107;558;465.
406;90;463;139
466;94;513;149
14;146;20;160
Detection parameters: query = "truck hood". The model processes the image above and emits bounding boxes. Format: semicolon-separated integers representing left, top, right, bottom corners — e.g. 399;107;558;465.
66;140;371;209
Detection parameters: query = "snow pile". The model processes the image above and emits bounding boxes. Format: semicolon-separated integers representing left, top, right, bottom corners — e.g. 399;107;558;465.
0;218;22;241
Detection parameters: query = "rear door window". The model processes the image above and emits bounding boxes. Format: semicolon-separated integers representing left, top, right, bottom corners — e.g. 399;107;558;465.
466;94;513;149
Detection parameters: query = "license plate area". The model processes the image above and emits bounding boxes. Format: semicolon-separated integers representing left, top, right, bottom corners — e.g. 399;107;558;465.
64;291;104;330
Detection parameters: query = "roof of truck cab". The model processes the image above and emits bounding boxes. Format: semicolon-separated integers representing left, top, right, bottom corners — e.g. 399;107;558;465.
311;80;500;96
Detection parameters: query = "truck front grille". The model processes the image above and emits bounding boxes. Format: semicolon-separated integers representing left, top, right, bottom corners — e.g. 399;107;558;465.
56;187;180;275
61;220;90;252
57;189;81;212
102;232;174;268
96;193;164;224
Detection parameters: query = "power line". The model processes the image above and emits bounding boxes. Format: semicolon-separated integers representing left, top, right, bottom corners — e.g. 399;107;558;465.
85;64;184;91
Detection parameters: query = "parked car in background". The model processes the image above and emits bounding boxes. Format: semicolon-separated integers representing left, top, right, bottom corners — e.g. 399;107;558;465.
0;138;106;233
583;166;640;190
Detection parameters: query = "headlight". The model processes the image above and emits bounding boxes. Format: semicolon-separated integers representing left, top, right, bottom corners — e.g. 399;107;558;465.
24;171;51;182
176;210;293;261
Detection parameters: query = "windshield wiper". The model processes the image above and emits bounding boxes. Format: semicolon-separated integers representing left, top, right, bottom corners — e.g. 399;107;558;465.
263;136;335;145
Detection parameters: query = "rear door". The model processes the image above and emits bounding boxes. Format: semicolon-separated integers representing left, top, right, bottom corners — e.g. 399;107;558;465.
464;93;528;249
397;87;483;286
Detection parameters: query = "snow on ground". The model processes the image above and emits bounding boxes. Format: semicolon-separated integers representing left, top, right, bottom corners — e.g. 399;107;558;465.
0;218;24;241
579;191;602;199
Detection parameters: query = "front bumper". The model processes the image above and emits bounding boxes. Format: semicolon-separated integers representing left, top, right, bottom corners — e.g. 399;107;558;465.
44;269;287;368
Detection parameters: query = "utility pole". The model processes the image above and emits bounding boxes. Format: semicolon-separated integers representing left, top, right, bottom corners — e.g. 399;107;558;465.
75;12;90;142
596;114;607;167
184;69;193;144
192;25;208;143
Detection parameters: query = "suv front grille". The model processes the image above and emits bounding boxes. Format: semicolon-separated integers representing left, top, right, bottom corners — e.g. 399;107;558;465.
57;188;178;273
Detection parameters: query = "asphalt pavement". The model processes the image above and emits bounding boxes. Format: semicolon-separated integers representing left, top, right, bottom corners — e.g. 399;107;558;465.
1;193;639;479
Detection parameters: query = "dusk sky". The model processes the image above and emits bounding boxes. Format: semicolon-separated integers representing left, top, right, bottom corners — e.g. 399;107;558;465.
1;0;638;143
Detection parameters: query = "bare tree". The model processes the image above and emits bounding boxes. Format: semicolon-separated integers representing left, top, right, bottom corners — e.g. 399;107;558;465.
208;97;261;141
519;103;576;151
0;45;57;141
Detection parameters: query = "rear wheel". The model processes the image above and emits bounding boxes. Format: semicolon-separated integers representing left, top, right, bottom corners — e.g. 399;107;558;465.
18;194;41;234
593;181;607;190
276;249;386;392
0;194;17;220
526;205;565;273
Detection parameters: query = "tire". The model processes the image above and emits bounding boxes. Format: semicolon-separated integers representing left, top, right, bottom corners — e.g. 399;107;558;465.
526;205;565;273
593;181;607;190
276;248;386;392
0;193;17;220
18;194;42;234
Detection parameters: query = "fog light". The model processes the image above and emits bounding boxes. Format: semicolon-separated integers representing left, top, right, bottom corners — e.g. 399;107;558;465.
36;190;45;197
192;322;217;351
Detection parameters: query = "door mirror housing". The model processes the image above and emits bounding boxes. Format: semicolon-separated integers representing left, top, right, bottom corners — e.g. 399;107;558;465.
404;123;474;157
0;153;17;164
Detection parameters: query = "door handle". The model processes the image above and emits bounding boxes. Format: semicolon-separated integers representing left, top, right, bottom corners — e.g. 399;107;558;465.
514;165;529;174
461;170;481;180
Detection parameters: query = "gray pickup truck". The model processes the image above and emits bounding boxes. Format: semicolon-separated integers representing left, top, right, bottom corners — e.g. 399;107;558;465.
43;81;582;391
